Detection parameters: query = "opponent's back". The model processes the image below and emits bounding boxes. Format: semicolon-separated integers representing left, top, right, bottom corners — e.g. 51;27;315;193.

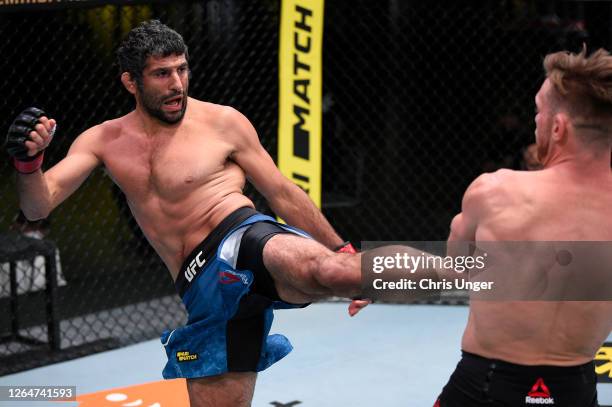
462;165;612;366
476;167;612;242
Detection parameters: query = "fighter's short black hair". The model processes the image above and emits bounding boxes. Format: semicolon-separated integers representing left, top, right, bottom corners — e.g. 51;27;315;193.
116;19;189;85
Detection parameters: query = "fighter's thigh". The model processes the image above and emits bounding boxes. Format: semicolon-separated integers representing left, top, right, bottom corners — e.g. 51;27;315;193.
187;372;257;407
262;233;333;301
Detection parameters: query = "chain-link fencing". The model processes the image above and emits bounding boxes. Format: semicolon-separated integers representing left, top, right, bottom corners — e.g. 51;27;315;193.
1;0;609;375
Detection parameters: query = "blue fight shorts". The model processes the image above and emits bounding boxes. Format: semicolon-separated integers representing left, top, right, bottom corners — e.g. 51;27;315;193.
161;207;310;379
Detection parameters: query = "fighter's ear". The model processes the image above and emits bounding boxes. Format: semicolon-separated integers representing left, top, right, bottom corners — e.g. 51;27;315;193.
552;112;569;144
121;72;137;95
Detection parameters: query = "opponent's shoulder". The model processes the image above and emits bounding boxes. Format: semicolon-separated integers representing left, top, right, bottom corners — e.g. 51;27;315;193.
464;169;512;198
462;169;518;213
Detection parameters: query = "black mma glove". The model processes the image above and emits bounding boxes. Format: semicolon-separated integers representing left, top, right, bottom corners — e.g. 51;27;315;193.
6;107;54;173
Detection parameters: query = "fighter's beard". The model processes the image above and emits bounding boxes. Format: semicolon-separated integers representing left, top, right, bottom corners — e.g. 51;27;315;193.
141;90;188;124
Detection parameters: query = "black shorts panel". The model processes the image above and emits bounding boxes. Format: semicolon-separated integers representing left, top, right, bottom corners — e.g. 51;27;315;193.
436;351;598;407
236;221;293;301
226;221;307;372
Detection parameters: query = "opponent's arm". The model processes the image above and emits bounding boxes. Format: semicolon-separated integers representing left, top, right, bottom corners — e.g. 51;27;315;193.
225;107;343;248
7;108;101;220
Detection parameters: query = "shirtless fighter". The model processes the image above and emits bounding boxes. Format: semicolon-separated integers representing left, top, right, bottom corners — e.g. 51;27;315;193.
5;20;366;406
434;47;612;406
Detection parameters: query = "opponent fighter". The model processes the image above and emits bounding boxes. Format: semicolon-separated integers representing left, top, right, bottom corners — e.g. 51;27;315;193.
5;20;367;406
435;47;612;406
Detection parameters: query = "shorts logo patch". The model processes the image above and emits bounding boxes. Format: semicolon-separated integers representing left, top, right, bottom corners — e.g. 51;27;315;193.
219;270;249;285
525;377;554;405
185;250;206;282
176;351;198;362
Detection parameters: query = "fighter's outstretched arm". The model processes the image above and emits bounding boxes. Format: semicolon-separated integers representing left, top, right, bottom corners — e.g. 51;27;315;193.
225;107;343;249
7;108;101;220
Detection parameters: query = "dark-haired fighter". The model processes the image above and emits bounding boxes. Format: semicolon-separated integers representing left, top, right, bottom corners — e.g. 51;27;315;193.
435;47;612;407
7;20;367;407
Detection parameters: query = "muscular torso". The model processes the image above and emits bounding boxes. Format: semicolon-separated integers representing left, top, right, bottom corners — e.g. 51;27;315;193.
462;168;612;365
95;99;253;279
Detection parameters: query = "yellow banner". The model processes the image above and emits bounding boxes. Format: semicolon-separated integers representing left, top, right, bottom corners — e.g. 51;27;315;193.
278;0;324;208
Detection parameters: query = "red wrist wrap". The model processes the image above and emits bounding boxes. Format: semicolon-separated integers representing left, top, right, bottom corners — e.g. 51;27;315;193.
13;153;44;174
335;242;357;254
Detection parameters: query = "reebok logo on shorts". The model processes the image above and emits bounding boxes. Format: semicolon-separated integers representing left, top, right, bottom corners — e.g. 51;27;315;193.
525;378;554;405
176;351;198;362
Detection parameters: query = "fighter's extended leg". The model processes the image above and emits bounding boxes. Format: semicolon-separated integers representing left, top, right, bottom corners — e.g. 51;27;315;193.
262;233;362;304
187;372;256;407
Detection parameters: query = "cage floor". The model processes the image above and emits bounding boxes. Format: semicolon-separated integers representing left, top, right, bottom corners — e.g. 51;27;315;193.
1;303;611;407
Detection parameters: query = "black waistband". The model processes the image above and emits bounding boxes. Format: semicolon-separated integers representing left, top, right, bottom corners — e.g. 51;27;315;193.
461;350;594;376
175;206;258;297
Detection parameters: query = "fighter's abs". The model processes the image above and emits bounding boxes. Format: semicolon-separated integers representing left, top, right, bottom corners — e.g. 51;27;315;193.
123;176;253;279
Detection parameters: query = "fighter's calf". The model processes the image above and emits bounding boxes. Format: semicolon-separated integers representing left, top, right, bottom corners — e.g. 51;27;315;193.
263;234;362;301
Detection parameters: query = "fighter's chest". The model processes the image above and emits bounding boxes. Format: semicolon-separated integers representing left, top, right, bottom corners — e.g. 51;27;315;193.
105;134;234;198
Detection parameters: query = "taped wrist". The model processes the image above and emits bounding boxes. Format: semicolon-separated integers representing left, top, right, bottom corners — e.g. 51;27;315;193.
13;152;44;174
334;241;357;254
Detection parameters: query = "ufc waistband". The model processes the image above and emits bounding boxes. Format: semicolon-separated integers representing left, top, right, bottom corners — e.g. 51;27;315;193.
175;206;257;298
